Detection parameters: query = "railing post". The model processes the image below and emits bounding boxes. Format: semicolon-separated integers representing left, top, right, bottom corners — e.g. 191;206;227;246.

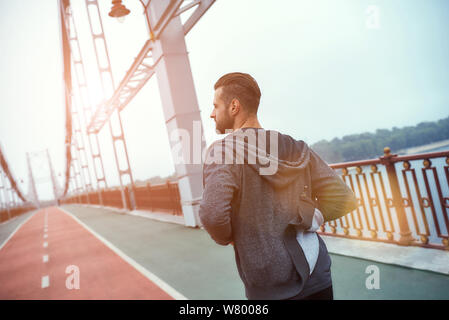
167;180;180;215
98;188;103;206
166;180;173;214
147;182;152;211
174;182;182;216
129;185;136;211
124;186;132;211
380;147;415;245
101;189;106;207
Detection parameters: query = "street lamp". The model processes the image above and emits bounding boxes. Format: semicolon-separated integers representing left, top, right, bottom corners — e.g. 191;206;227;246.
108;0;130;23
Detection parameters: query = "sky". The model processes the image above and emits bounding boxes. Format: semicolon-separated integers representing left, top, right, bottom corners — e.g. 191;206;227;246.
0;0;448;201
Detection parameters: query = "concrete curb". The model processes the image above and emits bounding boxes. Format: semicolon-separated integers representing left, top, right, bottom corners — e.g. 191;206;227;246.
321;235;449;275
127;209;185;226
73;204;186;226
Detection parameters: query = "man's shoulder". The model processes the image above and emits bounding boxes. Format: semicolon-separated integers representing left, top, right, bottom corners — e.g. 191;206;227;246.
270;130;310;155
204;138;225;157
274;130;307;145
203;138;232;166
230;128;308;146
203;130;311;163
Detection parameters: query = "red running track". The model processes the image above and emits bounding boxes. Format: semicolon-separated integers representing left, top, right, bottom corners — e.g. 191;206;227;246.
0;207;176;300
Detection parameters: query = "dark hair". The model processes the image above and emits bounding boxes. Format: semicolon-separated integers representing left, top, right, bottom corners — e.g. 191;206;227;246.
214;72;261;114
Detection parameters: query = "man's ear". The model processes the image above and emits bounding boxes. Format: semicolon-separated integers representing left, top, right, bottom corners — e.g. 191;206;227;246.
230;98;240;115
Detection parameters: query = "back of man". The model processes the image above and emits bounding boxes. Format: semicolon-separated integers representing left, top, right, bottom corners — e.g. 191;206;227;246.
199;72;358;300
200;128;358;299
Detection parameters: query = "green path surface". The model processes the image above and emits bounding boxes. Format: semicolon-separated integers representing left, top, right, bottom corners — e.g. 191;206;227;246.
59;205;449;300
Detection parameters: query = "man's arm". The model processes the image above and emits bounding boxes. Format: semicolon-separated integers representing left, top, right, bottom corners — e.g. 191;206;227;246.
199;143;240;246
309;148;358;222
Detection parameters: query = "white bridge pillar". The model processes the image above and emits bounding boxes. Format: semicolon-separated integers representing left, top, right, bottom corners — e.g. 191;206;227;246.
147;2;206;227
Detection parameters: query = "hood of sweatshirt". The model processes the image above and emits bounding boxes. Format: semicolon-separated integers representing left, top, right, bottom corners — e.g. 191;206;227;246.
223;127;311;189
221;128;317;234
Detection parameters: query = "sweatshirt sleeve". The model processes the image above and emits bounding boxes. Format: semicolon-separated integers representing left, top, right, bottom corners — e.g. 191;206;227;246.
309;148;358;222
199;142;240;246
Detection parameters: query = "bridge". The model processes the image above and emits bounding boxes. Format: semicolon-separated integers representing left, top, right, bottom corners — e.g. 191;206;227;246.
0;0;448;300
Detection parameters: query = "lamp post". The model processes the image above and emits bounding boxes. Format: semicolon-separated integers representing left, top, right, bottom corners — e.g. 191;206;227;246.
108;0;130;22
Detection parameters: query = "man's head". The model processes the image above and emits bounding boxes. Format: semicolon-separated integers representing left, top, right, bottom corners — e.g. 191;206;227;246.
211;72;261;134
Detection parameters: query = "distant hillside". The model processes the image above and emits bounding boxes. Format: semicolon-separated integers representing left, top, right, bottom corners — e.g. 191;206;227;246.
310;115;449;163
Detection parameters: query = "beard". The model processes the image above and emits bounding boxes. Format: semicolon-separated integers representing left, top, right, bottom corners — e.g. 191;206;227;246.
215;115;234;134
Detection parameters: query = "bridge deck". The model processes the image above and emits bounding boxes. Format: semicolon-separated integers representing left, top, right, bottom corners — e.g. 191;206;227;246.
0;205;448;300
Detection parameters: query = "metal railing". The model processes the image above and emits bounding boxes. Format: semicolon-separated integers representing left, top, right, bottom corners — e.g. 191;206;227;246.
0;205;36;223
134;181;182;215
320;147;449;251
61;181;182;216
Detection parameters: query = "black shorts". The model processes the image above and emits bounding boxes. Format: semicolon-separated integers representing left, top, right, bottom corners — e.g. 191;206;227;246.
286;285;333;300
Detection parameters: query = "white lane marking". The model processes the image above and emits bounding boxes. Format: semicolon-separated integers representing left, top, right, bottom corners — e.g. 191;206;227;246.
43;241;48;248
0;209;39;251
41;275;50;288
58;207;188;300
44;234;48;239
43;255;48;263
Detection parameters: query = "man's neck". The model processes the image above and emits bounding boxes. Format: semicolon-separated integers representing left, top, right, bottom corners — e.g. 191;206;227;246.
233;117;262;131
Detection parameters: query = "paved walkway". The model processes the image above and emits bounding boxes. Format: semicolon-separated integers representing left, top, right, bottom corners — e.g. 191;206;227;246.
1;204;449;299
0;207;180;299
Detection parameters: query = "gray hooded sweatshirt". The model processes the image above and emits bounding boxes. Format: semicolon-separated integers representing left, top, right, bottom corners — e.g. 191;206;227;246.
199;128;358;300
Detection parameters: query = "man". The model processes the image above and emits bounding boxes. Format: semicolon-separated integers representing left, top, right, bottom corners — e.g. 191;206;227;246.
199;72;358;300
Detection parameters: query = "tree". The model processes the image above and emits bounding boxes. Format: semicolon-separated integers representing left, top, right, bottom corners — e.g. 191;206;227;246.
310;114;449;162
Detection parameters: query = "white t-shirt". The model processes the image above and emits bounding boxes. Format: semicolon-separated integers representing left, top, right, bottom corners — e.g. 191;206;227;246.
295;208;324;275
